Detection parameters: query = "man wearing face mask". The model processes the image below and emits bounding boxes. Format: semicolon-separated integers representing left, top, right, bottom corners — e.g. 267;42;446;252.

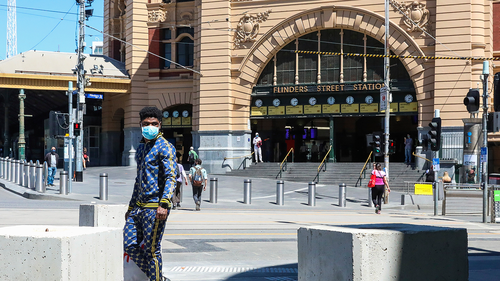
44;147;59;186
124;106;177;281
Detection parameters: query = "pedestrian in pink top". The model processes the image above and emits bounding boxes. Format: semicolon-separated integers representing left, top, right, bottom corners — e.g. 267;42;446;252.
371;163;390;214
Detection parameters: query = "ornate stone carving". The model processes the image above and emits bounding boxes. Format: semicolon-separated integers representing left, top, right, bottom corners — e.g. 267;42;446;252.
234;9;272;48
148;8;167;23
390;0;430;34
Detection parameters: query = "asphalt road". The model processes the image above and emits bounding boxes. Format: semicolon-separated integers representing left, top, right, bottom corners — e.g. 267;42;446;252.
1;167;499;280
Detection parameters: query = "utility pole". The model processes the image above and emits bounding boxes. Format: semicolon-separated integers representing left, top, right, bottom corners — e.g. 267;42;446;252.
481;61;489;223
384;0;391;199
67;82;74;193
75;0;92;182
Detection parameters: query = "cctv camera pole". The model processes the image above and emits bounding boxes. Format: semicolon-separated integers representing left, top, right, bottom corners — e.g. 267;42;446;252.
383;0;391;202
481;61;489;223
75;0;87;182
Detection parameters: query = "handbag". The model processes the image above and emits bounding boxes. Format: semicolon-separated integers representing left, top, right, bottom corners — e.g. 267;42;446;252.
368;173;376;188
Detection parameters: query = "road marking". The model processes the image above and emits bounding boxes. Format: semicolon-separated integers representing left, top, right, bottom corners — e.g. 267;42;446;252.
167;266;298;273
251;187;309;199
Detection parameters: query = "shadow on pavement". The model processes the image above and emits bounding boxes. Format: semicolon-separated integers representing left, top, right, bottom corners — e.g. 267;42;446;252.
222;263;298;281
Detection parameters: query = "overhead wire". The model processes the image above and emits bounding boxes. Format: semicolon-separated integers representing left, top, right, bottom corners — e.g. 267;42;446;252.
29;3;76;51
85;24;202;76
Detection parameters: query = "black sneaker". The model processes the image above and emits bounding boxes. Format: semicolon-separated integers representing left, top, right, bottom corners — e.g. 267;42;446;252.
177;203;181;207
172;205;176;210
375;205;379;214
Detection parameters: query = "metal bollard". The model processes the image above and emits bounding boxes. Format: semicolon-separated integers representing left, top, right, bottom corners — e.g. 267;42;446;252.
14;160;20;184
368;187;374;207
9;159;16;182
243;179;252;204
276;180;285;205
0;157;3;178
308;182;316;206
23;161;30;188
210;178;218;203
29;161;36;189
17;160;24;186
60;171;68;195
6;158;10;181
35;163;45;193
43;162;48;187
339;183;346;207
99;173;108;200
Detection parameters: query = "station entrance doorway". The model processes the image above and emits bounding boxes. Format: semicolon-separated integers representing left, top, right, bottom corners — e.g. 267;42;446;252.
251;115;417;163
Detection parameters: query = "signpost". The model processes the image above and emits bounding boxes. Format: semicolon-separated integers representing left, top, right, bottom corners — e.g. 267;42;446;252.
380;86;387;111
432;158;440;171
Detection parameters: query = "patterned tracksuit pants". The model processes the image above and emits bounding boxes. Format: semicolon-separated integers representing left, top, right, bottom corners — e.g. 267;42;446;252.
124;208;167;281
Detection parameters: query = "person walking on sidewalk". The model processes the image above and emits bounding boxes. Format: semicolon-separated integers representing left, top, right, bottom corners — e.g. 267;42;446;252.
188;146;198;167
124;106;177;281
189;158;208;211
172;156;188;210
371;163;390;214
44;147;59;186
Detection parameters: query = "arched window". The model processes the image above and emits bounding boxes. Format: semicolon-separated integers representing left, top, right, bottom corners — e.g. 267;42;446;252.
256;29;411;86
177;37;194;67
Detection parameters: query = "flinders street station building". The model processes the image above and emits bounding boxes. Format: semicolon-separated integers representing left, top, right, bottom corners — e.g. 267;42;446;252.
101;0;499;174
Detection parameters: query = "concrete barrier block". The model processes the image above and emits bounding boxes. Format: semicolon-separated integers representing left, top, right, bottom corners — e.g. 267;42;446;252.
298;224;468;281
0;225;123;281
79;204;127;228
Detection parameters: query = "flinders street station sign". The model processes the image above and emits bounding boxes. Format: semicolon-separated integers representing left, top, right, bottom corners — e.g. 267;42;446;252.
251;81;417;118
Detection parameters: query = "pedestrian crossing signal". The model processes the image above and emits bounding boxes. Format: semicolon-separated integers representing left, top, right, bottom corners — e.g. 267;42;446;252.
74;123;81;137
388;139;395;154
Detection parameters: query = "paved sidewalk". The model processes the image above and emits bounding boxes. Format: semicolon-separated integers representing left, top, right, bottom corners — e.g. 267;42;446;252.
0;166;417;212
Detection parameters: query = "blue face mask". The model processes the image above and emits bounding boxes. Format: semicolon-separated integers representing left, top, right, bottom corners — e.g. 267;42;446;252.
142;125;159;140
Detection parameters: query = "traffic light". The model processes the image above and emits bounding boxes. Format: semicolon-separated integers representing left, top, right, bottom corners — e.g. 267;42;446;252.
74;123;81;136
464;89;480;113
388;139;395;154
373;133;382;156
428;117;441;151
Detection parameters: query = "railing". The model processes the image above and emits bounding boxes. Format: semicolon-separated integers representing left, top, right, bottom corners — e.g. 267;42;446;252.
313;146;332;183
355;151;373;187
412;152;432;163
222;152;254;171
276;148;294;179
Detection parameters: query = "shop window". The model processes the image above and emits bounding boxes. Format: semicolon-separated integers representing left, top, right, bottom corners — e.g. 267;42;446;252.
276;41;296;85
177;37;194;66
343;30;364;82
298;33;318;84
366;37;384;82
320;29;341;83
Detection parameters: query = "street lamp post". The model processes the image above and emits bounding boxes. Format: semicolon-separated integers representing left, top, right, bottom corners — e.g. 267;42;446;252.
18;89;26;160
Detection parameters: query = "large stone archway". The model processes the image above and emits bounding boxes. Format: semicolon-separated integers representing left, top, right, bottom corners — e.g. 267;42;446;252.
238;6;426;96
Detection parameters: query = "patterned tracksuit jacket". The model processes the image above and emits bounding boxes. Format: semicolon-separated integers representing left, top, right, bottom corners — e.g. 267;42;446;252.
124;133;177;281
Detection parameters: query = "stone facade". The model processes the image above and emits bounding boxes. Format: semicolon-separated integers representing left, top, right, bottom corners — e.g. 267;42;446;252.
103;0;495;173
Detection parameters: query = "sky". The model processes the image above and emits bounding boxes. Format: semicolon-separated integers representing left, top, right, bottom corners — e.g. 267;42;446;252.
0;0;104;60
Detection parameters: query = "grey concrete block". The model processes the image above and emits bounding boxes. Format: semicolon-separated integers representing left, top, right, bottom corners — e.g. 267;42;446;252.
79;204;127;228
0;225;123;281
298;224;468;281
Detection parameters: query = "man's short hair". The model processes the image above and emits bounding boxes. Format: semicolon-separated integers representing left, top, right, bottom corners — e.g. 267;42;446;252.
195;158;202;165
139;107;162;122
